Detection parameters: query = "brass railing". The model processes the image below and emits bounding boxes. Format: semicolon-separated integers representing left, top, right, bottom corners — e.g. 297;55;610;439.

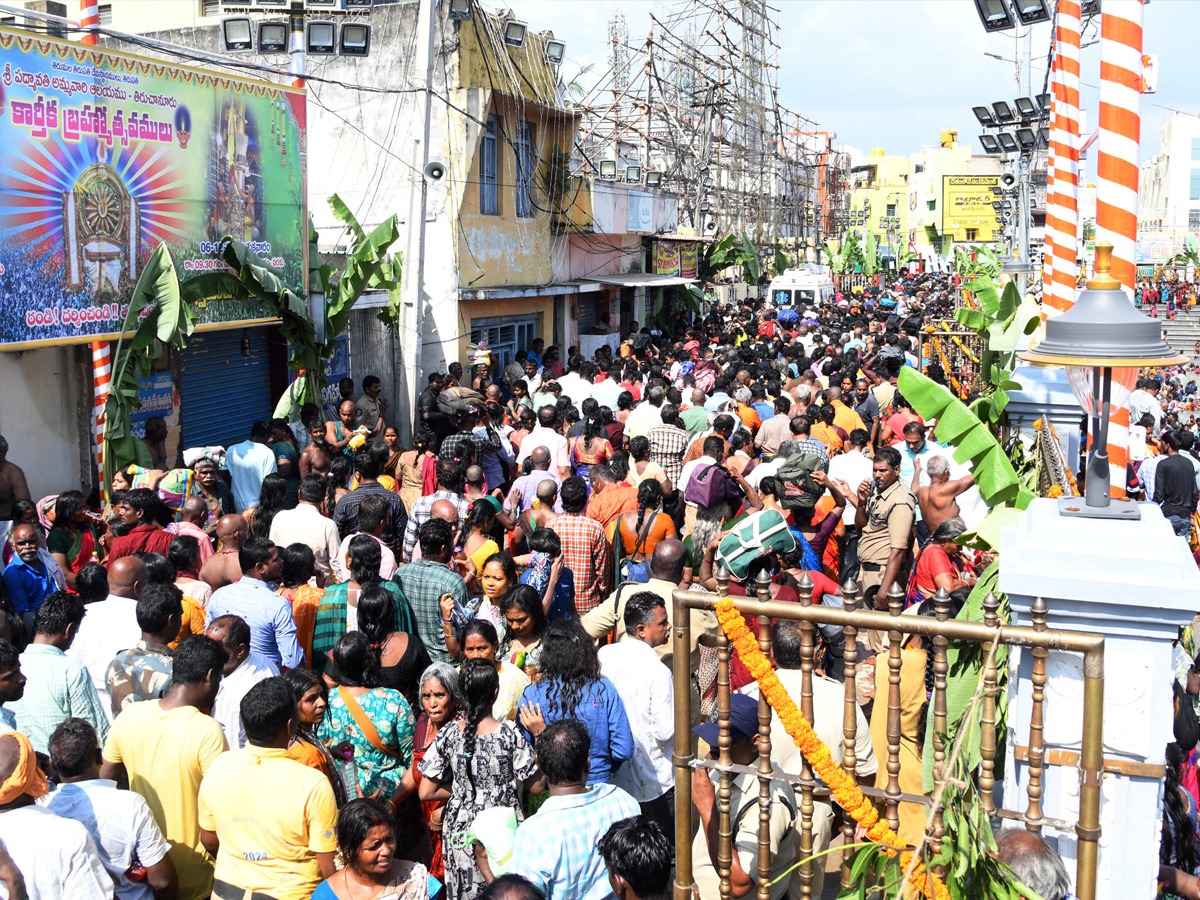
670;569;1107;900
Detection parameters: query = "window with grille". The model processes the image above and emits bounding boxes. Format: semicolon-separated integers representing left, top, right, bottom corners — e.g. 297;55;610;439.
514;121;535;218
470;315;539;371
98;4;112;24
480;116;499;216
965;228;978;241
201;0;221;17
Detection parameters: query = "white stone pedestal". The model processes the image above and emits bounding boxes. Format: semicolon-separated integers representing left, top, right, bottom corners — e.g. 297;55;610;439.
999;499;1200;900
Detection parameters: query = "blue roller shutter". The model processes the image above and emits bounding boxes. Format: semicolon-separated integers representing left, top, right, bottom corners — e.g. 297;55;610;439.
180;328;271;450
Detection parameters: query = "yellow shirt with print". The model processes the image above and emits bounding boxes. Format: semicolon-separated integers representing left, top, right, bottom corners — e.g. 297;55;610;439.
197;744;338;900
103;701;228;900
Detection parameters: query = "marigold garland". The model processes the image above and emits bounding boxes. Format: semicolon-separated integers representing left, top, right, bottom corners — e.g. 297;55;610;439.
930;337;966;401
714;599;950;900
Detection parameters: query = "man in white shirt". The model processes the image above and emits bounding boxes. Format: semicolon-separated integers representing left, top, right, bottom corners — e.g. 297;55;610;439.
515;406;571;478
225;420;278;512
827;429;874;527
556;355;595;410
623;385;667;440
598;591;674;836
67;556;145;714
0;731;112;900
268;474;341;586
205;615;278;749
590;360;625;409
1129;378;1164;435
46;718;177;900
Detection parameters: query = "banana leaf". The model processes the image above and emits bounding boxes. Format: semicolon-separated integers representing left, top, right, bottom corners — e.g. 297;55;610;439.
738;232;760;283
327;215;401;337
862;231;879;276
774;245;789;277
102;244;195;492
897;367;1035;510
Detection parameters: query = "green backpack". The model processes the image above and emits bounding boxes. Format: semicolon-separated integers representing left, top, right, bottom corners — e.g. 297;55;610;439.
776;445;829;512
716;509;798;581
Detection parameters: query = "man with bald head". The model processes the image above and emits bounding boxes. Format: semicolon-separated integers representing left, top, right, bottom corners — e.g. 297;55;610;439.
504;445;562;522
582;538;717;674
408;498;461;563
169;496;214;565
68;555;146;710
401;459;469;563
200;514;247;591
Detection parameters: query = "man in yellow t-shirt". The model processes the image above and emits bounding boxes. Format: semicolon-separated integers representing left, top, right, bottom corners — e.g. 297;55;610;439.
101;635;230;900
198;677;338;900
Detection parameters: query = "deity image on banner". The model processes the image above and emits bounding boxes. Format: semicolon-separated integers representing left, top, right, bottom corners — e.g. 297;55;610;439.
208;99;264;244
61;141;139;303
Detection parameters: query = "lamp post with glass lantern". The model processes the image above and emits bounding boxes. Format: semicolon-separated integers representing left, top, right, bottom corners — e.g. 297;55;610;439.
1020;242;1186;518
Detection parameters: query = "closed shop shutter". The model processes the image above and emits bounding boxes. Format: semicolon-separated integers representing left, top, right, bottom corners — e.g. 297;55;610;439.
180;328;271;450
577;293;598;335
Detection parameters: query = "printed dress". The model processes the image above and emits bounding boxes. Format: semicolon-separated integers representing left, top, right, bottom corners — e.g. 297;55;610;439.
317;686;415;798
417;720;537;900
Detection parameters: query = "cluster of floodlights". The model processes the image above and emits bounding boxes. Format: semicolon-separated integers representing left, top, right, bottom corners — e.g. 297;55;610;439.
598;160;663;187
445;0;565;65
988;172;1020;231
219;0;566;66
972;0;1099;31
974;95;1050;155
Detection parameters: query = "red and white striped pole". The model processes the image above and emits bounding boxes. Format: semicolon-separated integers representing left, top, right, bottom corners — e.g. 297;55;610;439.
1094;0;1145;498
1042;0;1082;317
80;2;113;492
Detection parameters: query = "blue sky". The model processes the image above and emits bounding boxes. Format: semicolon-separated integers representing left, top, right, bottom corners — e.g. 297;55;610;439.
503;0;1200;160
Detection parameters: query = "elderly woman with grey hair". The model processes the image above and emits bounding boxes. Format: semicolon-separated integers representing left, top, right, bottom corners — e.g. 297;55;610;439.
395;661;464;881
995;830;1072;900
910;516;976;604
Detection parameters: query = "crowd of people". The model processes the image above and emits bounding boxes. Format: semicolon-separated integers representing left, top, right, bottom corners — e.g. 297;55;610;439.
0;271;1120;900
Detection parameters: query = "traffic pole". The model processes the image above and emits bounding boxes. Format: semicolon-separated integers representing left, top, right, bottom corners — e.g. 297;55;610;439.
1094;0;1144;499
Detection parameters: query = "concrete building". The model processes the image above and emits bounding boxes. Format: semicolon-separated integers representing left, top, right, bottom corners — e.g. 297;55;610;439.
845;133;1003;271
1139;112;1200;234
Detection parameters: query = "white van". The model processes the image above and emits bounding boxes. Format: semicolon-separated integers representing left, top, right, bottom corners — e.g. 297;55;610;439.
767;267;836;309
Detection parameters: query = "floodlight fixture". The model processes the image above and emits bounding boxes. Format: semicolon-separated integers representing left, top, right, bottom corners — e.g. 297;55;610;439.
992;200;1003;210
342;0;373;8
544;38;565;66
1016;127;1038;151
1002;200;1013;210
305;20;336;55
339;22;371;56
991;185;1003;195
221;17;253;52
973;105;996;127
1014;96;1038;118
992;100;1017;125
1012;0;1050;24
645;171;663;187
1037;92;1051;111
998;132;1020;153
979;133;1002;154
1040;126;1050;146
503;19;527;47
305;0;337;7
256;20;288;54
254;0;288;8
448;0;472;19
973;0;1016;31
599;159;617;179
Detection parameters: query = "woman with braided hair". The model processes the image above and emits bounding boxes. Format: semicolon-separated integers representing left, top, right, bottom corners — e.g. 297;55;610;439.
354;583;431;709
417;658;541;900
613;479;677;583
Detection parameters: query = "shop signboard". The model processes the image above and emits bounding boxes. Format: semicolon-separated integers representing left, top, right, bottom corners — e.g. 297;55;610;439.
655;241;680;275
679;242;698;279
941;175;1000;242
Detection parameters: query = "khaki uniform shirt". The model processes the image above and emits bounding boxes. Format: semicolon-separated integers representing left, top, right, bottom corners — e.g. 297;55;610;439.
857;478;915;566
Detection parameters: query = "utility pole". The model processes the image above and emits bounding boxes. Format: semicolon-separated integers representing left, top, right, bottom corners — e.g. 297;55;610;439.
400;0;439;442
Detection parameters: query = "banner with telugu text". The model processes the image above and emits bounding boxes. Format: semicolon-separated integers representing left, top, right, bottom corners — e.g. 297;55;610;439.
0;29;307;349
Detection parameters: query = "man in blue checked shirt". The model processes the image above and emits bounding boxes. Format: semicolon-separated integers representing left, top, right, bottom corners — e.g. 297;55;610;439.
508;719;639;900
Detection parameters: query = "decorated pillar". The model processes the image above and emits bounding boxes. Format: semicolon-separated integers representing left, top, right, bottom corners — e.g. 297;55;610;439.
1042;0;1082;317
1094;0;1145;498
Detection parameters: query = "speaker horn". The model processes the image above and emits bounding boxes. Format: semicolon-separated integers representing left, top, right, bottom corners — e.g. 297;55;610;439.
1000;172;1017;189
423;160;448;185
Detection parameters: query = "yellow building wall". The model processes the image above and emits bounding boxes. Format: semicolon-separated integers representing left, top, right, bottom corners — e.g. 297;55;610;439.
850;152;910;253
452;14;579;290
